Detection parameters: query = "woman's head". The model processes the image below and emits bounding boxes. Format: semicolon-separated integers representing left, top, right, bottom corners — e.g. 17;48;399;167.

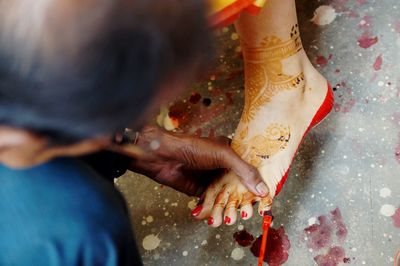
0;0;212;167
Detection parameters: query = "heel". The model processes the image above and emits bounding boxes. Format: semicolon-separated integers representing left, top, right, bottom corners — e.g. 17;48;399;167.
274;82;334;196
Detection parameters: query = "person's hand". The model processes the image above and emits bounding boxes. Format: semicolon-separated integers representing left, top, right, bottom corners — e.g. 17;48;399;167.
123;125;269;197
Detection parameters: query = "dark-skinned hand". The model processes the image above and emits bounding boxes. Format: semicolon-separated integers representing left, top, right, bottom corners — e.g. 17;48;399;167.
121;125;268;198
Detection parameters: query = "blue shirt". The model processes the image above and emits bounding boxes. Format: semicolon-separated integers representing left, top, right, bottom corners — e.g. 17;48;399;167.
0;155;142;266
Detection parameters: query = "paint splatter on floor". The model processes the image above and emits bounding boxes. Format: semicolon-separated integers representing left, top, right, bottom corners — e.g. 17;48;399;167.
142;234;161;251
311;5;337;26
392;207;400;228
379;188;392;198
314;246;349;266
380;204;396;217
304;208;348;250
233;229;254;247
250;227;291;266
373;55;383;71
357;33;378;49
231;247;245;261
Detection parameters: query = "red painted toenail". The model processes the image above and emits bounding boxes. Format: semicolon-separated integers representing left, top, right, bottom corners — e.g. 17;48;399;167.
241;211;247;218
208;217;214;225
191;205;203;217
224;216;231;224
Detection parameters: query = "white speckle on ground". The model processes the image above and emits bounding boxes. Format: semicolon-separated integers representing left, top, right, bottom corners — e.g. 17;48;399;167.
187;199;197;210
201;240;208;246
215;234;221;239
142;234;161;251
231;247;245;261
380;204;395;217
164;212;169;216
311;5;337;26
379;188;391;198
308;217;317;226
141;220;146;225
231;33;239;40
238;224;244;231
182;251;188;256
146;216;154;223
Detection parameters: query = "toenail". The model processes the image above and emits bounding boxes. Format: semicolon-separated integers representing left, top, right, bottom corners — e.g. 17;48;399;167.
191;205;203;217
208;217;214;225
241;211;247;218
224;216;231;224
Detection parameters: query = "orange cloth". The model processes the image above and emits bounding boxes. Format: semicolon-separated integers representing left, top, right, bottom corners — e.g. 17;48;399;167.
209;0;266;27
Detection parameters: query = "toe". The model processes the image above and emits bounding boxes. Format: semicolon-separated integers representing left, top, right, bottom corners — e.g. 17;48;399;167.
239;204;253;220
257;195;273;216
209;186;229;227
223;190;240;226
195;183;222;220
239;191;256;220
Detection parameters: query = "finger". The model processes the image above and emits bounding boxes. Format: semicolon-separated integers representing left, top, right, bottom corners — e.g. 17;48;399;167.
239;192;256;220
257;195;273;216
209;186;229;228
194;182;222;220
220;148;270;197
214;136;232;146
223;190;241;226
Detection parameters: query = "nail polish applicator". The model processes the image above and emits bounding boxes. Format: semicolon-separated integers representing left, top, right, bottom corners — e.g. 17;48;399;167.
258;210;273;266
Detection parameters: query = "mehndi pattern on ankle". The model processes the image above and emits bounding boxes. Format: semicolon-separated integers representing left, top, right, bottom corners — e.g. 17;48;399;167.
240;24;305;123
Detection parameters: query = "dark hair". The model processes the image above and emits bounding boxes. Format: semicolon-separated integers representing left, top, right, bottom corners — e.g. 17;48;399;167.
0;0;212;144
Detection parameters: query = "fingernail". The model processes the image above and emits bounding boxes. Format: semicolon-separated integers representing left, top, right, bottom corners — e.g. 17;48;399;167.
256;182;269;196
224;216;231;224
191;205;203;217
208;217;214;225
241;211;247;218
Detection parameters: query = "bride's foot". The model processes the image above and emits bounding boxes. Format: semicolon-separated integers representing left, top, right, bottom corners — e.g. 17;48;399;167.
193;24;333;227
234;33;331;198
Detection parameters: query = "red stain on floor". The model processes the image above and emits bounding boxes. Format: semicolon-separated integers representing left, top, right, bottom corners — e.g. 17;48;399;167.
250;227;291;266
233;229;254;247
373;54;383;71
357;34;378;49
189;92;202;104
316;55;328;68
395;134;400;164
330;208;348;243
314;246;349;266
395;21;400;33
304;208;348;251
392;207;400;228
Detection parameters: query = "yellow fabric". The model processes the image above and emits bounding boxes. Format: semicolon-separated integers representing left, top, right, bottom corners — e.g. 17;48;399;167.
209;0;266;13
208;0;267;27
210;0;237;13
252;0;266;8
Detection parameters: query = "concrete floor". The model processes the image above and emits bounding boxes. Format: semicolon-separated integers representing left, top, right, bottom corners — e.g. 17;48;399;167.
116;0;400;265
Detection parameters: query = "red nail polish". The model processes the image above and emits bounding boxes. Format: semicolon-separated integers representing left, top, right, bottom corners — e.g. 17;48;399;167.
241;211;247;218
208;217;214;225
191;205;203;217
224;216;231;224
